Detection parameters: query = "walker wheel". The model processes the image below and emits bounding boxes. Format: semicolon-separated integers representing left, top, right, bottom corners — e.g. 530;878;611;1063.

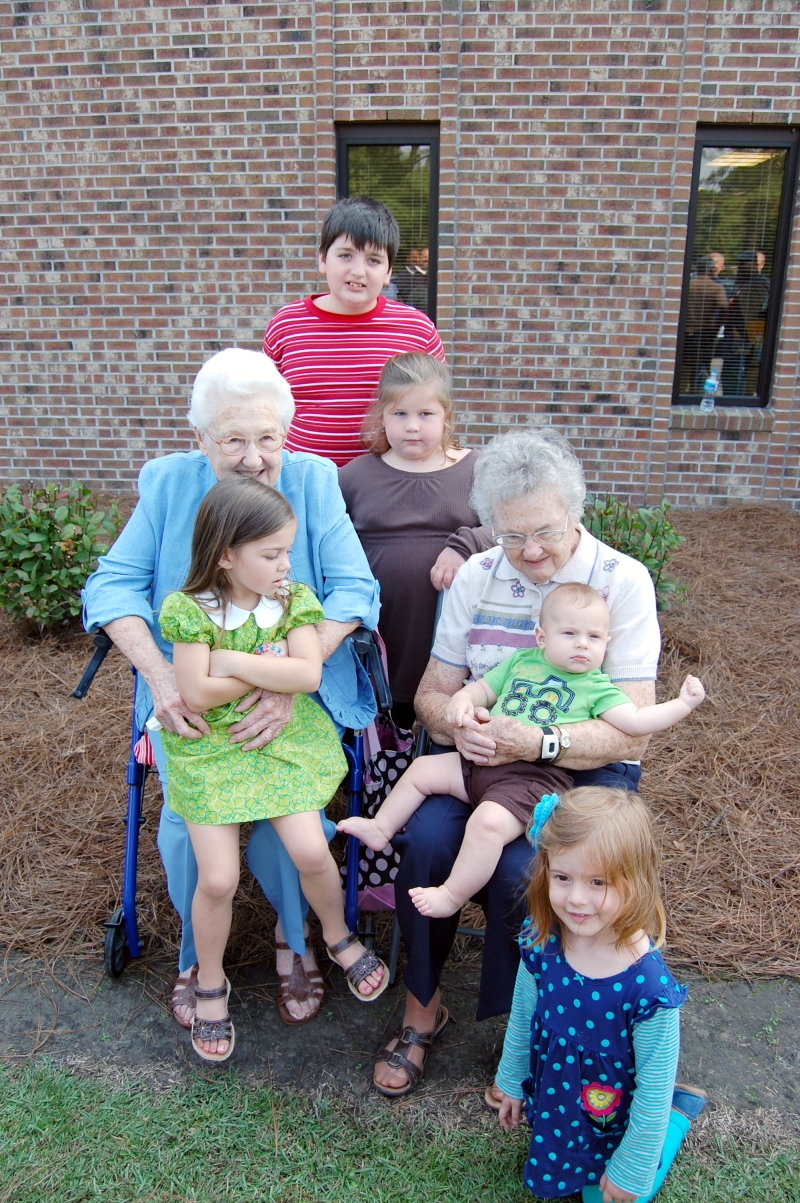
103;907;129;978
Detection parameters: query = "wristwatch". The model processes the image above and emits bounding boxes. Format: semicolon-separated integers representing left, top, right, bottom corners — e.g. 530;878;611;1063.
554;727;571;763
537;726;560;764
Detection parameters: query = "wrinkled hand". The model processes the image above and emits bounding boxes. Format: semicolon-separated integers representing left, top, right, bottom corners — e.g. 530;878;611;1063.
457;714;544;766
227;688;295;750
599;1172;638;1203
452;707;496;763
445;691;477;728
679;674;705;710
430;547;467;592
497;1092;523;1131
149;664;210;739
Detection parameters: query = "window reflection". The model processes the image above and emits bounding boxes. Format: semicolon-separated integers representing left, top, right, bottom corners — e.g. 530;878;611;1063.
678;146;785;402
346;143;432;316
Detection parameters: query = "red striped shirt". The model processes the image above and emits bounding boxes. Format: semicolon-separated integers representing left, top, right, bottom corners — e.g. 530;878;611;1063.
262;295;446;467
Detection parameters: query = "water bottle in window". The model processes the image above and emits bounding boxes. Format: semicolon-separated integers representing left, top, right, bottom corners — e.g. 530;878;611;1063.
700;369;718;413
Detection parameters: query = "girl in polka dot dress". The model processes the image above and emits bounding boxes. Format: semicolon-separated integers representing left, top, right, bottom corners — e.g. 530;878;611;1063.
494;786;706;1202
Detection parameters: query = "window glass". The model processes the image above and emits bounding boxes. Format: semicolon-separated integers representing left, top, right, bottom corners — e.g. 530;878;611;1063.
338;130;437;319
676;141;792;405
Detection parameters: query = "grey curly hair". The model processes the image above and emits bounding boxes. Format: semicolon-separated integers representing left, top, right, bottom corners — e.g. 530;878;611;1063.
469;427;586;525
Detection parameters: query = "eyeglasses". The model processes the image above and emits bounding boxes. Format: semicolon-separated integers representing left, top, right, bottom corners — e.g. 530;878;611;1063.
205;431;286;457
494;526;568;549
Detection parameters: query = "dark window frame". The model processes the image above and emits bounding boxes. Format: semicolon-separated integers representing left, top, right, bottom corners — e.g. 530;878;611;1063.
335;122;440;324
672;125;799;408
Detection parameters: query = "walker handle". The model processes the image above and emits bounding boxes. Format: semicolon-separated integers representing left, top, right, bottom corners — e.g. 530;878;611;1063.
72;630;114;699
351;627;392;714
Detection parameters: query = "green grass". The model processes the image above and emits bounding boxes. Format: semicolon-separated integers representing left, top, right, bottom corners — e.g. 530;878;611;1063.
0;1062;796;1202
660;1140;800;1203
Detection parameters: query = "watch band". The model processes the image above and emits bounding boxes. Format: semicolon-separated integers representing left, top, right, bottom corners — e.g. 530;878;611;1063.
538;725;560;764
553;725;571;763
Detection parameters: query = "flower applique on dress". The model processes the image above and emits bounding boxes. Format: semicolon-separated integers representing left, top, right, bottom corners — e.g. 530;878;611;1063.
510;580;526;598
480;557;494;570
602;559;619;573
581;1083;622;1129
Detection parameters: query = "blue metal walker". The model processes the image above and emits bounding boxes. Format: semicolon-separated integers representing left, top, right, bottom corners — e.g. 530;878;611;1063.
72;627;392;978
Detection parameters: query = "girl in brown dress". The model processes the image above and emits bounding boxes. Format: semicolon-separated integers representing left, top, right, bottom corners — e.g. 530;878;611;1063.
338;354;489;729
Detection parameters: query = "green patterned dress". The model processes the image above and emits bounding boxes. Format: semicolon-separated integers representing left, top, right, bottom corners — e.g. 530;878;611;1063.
158;585;347;825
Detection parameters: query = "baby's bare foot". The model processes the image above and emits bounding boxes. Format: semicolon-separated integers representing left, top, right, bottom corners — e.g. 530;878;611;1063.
336;816;393;853
408;884;461;919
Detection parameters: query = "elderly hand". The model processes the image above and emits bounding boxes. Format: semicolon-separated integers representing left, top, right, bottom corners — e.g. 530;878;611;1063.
598;1172;638;1203
452;708;496;763
149;663;210;739
430;547;467;592
457;713;544;766
228;688;295;750
497;1092;524;1131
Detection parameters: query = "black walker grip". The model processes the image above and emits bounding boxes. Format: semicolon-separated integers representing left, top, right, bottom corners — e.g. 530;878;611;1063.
351;626;392;714
72;630;114;699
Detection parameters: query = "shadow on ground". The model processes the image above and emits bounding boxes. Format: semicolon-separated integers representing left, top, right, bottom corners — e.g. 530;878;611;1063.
2;947;799;1122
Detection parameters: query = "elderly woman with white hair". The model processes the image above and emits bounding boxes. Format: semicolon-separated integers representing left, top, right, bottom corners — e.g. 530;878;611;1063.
84;348;379;1029
373;427;661;1099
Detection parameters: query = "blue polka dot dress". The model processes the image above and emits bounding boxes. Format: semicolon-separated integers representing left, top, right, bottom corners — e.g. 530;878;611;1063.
518;926;687;1199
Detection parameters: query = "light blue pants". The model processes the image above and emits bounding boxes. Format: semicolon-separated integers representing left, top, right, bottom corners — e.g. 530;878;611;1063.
150;728;336;972
580;1108;690;1203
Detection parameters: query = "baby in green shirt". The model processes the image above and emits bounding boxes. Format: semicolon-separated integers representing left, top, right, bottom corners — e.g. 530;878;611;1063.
339;582;705;919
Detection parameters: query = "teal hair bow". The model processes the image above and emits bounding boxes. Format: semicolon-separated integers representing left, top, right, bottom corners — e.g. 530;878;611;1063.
527;793;560;851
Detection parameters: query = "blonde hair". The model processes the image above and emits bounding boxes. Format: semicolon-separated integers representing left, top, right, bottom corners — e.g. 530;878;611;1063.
361;353;459;456
527;786;666;954
539;582;609;627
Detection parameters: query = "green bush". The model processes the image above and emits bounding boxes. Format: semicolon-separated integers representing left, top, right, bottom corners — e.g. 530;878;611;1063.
583;495;685;611
0;482;121;629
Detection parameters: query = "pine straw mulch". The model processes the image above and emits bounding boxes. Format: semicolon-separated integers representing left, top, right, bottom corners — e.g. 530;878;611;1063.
645;503;800;978
0;503;798;979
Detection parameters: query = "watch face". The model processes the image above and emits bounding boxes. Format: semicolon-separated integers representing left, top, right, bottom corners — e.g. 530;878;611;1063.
560;731;572;748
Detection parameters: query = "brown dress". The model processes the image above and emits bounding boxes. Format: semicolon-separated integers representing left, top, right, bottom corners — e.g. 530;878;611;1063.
338;452;488;705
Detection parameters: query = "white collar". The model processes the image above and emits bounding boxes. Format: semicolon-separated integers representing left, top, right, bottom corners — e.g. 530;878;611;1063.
493;525;597;585
195;592;284;630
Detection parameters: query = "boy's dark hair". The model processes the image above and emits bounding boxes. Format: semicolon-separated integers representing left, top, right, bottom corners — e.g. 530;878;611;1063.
319;197;401;268
182;477;295;628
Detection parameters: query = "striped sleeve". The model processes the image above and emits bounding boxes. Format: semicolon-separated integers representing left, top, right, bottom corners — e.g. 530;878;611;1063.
494;960;537;1099
262;297;446;466
604;1008;680;1198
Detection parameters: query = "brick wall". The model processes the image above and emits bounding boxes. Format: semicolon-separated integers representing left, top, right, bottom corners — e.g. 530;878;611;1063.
1;0;799;505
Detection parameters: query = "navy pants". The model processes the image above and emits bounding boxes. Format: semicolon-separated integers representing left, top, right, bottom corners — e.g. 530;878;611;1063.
392;753;642;1020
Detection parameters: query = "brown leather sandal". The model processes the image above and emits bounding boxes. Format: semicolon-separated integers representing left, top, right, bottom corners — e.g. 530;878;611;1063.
191;977;234;1063
275;939;324;1026
373;1006;450;1098
171;964;198;1030
327;931;389;1003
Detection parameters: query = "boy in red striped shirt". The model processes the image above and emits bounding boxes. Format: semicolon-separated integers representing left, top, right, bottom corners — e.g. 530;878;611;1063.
262;197;446;467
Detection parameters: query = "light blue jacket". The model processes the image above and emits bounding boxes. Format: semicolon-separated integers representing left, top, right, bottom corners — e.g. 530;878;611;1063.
82;450;380;733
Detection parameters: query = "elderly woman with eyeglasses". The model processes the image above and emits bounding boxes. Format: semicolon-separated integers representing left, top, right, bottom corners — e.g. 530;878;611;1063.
372;427;661;1099
83;348;379;1030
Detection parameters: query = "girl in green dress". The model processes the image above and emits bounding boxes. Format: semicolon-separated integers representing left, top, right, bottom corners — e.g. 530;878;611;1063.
158;476;388;1063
